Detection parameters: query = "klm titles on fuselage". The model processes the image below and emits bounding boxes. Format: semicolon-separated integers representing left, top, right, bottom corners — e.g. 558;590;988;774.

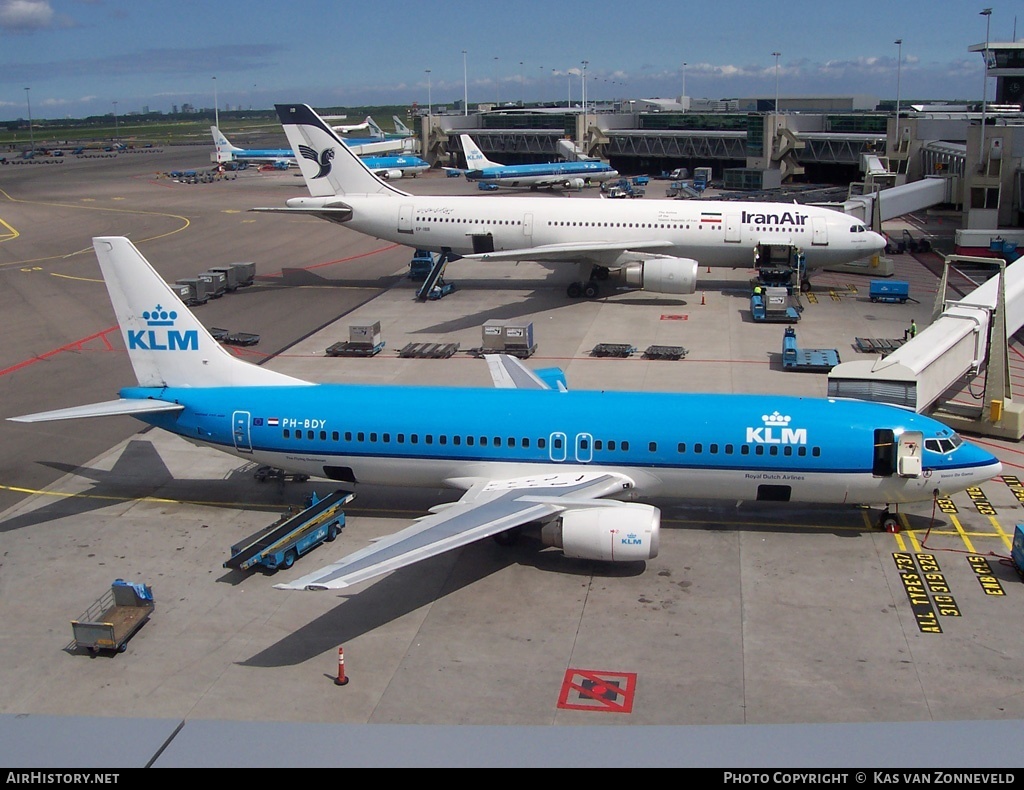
741;210;809;226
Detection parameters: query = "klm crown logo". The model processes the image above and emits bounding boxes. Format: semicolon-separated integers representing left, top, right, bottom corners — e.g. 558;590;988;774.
762;411;791;427
127;303;198;351
143;304;177;326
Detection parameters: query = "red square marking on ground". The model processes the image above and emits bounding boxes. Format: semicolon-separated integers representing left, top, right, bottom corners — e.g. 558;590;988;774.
660;314;688;321
558;669;637;713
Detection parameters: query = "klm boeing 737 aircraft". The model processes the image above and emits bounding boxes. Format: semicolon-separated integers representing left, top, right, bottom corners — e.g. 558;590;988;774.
252;104;887;298
457;134;620;190
8;237;1002;592
212;125;420;170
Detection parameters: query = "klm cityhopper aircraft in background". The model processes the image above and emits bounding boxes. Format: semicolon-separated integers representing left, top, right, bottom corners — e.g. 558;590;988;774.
9;237;1002;592
252;104;886;298
457;134;620;190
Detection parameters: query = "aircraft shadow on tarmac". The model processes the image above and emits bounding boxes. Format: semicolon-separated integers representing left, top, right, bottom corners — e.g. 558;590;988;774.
240;532;646;668
0;438;291;533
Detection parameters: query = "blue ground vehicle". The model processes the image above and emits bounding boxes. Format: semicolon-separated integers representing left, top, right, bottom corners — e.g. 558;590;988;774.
869;280;910;303
409;249;435;280
224;490;353;572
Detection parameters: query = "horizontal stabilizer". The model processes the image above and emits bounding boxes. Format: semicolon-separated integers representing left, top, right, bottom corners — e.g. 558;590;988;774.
9;398;183;423
249;206;353;222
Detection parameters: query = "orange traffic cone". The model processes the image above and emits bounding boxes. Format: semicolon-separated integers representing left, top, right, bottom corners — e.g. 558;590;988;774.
335;646;349;686
701;292;706;305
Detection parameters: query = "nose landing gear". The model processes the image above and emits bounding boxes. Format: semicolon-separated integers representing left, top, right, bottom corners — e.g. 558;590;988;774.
878;506;901;533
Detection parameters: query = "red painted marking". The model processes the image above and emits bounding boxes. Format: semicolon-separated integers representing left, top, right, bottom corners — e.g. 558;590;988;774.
660;314;688;320
557;669;636;713
0;326;120;377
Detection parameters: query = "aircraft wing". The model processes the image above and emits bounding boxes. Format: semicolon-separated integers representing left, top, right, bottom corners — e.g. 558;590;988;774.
484;354;551;389
463;239;673;266
274;471;634;591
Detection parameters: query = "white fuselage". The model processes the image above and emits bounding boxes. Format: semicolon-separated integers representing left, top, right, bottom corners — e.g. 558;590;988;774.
290;193;885;269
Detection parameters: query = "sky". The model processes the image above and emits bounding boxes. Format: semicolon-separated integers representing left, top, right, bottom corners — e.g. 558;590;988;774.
0;0;1018;122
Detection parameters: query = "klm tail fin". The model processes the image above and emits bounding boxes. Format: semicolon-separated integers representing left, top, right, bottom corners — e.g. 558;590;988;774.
275;104;409;198
460;135;502;169
94;237;307;388
366;116;385;140
9;238;307;424
211;126;241;163
392;116;412;136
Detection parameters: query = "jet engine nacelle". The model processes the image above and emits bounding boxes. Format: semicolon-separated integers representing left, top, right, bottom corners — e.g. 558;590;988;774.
540;503;660;562
619;254;698;295
564;178;585;190
379;169;404;180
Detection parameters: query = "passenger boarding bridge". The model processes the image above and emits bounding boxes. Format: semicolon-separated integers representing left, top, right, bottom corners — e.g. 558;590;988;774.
827;254;1024;439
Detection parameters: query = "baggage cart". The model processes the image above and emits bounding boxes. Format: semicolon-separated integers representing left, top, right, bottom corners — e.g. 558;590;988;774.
71;580;154;655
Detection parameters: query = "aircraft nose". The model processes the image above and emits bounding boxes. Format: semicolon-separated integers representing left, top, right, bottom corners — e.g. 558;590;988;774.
868;231;887;252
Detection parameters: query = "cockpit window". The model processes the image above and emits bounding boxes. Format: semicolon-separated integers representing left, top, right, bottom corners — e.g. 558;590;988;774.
924;435;964;454
849;224;868;233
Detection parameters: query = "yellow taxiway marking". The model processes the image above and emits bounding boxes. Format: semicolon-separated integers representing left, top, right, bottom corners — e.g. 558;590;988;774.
0;483;282;512
0;215;19;243
0;187;191;271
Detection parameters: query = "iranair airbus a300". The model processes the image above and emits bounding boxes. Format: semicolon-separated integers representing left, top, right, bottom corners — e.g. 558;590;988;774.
251;104;886;298
8;237;1002;591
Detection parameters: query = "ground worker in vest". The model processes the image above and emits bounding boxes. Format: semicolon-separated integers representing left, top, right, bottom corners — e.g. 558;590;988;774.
905;319;917;340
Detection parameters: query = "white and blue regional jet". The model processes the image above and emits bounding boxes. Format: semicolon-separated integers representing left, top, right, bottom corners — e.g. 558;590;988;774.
458;134;620;190
254;104;887;297
8;237;1003;591
212;125;423;174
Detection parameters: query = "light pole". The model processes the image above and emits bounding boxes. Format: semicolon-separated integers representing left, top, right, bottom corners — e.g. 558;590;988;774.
425;69;432;116
682;61;687;99
894;40;903;119
24;87;33;153
212;75;218;129
494;56;499;106
112;100;119;140
519;61;524;106
980;7;992;168
462;50;468;116
772;52;781;112
581;60;589;116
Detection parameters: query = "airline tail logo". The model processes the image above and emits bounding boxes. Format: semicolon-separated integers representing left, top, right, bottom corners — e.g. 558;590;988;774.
746;411;807;445
127;304;199;351
298;144;334;179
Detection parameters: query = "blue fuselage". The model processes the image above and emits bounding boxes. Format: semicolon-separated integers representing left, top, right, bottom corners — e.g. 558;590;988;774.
124;383;1000;506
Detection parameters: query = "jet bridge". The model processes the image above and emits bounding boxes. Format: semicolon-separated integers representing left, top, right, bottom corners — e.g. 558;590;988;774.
827;255;1024;439
841;176;952;226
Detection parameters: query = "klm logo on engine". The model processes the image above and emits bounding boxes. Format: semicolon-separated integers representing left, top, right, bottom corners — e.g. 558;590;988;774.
127;304;198;351
621;533;643;546
746;411;807;444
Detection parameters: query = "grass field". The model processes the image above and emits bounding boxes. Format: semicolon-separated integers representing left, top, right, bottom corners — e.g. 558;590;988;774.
1;106;411;150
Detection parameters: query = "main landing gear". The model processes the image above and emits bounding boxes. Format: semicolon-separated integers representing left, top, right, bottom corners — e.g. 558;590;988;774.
567;266;609;299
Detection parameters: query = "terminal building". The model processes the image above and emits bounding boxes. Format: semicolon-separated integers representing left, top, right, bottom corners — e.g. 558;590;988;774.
420;40;1024;233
